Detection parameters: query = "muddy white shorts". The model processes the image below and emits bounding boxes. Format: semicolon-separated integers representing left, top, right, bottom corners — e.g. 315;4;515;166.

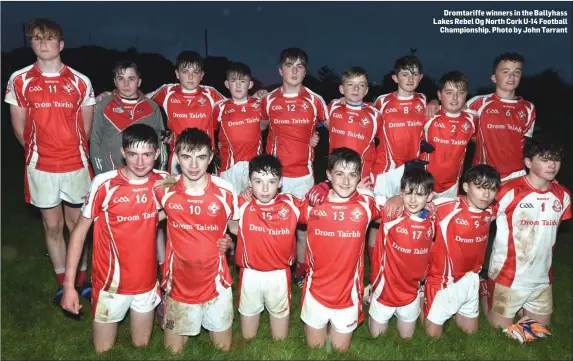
24;165;92;208
92;283;161;323
238;268;291;318
487;280;552;318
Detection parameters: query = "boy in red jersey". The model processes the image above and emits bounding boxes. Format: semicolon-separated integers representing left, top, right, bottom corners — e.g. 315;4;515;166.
232;154;302;340
482;136;571;328
300;148;379;351
423;165;500;338
369;168;435;339
5;18;96;304
328;67;383;179
61;124;168;352
154;128;238;353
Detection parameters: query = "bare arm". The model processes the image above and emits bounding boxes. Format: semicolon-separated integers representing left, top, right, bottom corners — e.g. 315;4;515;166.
321;118;330;130
81;105;95;138
227;219;239;235
10;105;27;147
260;119;269;131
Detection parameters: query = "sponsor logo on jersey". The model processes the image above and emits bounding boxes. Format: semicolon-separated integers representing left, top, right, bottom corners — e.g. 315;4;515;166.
278;206;290;220
29;86;43;92
360;117;370;127
207;201;221;216
113;196;130;203
519;203;534;209
113;107;124;113
455;218;469;226
385;108;398;113
461;122;471;133
486;109;500;114
168;203;184;210
62;84;75;96
350;207;364;222
552;200;562;212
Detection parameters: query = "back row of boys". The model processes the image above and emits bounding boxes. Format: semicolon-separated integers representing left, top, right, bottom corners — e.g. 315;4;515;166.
6;18;570;353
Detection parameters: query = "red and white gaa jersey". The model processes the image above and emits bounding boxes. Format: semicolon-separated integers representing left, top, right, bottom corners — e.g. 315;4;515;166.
5;63;96;172
327;99;383;178
426;197;496;288
235;193;302;271
155;174;238;304
422;110;476;193
261;86;328;177
371;210;435;307
467;93;536;179
371;92;426;175
82;168;169;294
489;176;571;290
147;84;225;148
213;97;262;172
300;191;379;310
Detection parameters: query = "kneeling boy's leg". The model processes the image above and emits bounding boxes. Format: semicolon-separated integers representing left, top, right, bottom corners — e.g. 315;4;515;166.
164;330;188;354
203;287;234;351
396;319;416;339
523;284;553;326
129;285;162;347
301;290;330;348
91;289;131;352
329;302;359;351
455;313;478;334
304;324;327;348
162;296;201;353
238;268;265;339
329;328;353;352
209;328;233;352
269;314;290;340
240;314;261;340
395;297;422;339
368;300;394;337
368;316;388;338
486;280;525;328
93;321;119;353
264;268;291;340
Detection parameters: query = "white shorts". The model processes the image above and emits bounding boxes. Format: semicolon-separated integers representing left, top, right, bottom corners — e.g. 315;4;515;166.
373;165;404;200
220;161;250;195
163;287;233;336
434;182;459;199
238;268;291;318
424;272;479;326
300;291;360;334
281;173;314;198
24;166;92;208
488;280;553;318
369;296;420;324
501;170;526;183
168;153;181;175
92;283;161;323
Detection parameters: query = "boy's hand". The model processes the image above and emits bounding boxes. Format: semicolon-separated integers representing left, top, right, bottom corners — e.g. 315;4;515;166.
426;201;437;215
217;234;232;253
420;140;435;154
383;195;404;219
240;187;254;202
306;182;331;206
159;130;174;144
357;175;372;190
425;99;440;119
95;91;112;102
310;132;320;148
61;286;82;315
253;89;269;100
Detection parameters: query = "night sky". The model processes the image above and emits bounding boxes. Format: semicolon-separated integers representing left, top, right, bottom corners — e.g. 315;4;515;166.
2;1;572;92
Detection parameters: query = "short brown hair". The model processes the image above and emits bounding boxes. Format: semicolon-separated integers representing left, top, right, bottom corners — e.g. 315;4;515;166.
342;66;368;84
26;18;63;40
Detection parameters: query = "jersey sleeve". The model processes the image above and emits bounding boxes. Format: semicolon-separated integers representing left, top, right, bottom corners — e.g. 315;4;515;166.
524;102;536;138
369;223;386;285
4;73;26;107
298;198;310;225
146;84;168;106
314;94;328;122
81;77;96;106
260;95;270;121
81;175;107;219
561;190;572;221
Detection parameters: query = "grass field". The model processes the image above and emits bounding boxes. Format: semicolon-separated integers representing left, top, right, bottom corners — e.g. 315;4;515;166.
1;126;572;360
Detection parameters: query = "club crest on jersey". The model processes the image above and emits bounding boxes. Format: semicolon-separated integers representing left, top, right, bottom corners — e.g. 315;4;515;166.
252;102;260;109
518;110;526;120
197;97;207;105
426;227;433;240
207;202;221;216
552;200;562;212
483;215;492;226
350;207;364;222
461;122;471;133
300;102;309;111
415;104;424;113
360;117;370;128
62;84;75;96
278;206;290;220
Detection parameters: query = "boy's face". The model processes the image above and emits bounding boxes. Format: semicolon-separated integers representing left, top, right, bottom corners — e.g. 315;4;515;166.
30;29;63;61
326;162;361;199
121;143;159;179
114;68;142;99
175;64;204;91
401;186;434;215
339;75;369;104
525;154;561;182
177;146;213;181
279;58;306;88
491;60;522;93
438;82;467;114
249;170;281;204
392;67;423;93
225;75;253;100
463;181;497;210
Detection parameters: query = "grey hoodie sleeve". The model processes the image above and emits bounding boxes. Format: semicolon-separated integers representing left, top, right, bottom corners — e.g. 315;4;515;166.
90;100;107;175
150;105;168;171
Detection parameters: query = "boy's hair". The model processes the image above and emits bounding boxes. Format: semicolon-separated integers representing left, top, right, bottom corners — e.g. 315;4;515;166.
113;60;142;78
342;67;368;84
176;50;204;71
438;71;469;91
492;52;525;73
393;55;423;75
462;164;501;190
249;154;283;179
401;168;434;195
26;18;63;40
523;135;564;162
327;147;362;174
174;128;212;155
279;48;308;68
122;124;159;150
226;62;252;80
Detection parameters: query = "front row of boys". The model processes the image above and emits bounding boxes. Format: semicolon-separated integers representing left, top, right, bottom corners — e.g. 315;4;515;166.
61;122;570;353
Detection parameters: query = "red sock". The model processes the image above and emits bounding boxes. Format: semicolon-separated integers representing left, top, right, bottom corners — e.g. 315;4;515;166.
368;246;375;261
296;262;306;277
55;268;66;286
76;269;88;287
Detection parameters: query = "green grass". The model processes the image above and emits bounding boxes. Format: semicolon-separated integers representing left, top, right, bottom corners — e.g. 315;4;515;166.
2;133;572;360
